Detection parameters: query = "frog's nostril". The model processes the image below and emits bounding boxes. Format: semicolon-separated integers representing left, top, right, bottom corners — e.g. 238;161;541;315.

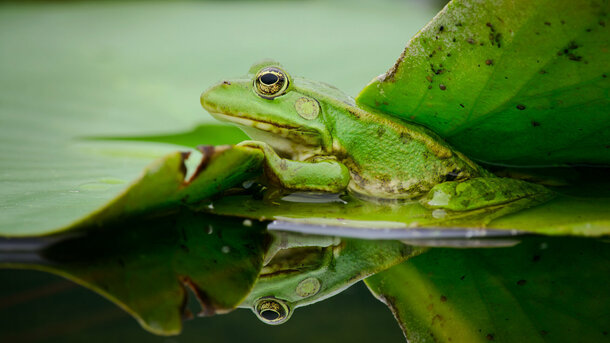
222;80;231;85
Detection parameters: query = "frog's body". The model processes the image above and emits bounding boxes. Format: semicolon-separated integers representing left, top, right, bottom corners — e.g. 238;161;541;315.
201;61;552;211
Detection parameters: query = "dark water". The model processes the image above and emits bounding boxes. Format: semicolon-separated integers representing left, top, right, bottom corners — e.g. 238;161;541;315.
0;208;608;343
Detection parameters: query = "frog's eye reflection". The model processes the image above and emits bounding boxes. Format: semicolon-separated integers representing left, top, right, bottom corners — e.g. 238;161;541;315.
253;297;291;325
254;67;289;99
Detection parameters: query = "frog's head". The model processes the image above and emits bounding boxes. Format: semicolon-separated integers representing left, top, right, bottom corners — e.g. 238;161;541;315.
201;60;354;159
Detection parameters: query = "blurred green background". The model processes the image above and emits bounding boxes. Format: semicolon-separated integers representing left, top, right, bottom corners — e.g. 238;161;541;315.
0;0;441;341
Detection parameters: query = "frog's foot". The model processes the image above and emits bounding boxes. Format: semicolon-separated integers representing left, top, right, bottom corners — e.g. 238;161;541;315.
237;140;350;193
421;177;554;212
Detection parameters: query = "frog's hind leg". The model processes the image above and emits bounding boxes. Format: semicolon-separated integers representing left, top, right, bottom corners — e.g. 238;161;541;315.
421;177;554;212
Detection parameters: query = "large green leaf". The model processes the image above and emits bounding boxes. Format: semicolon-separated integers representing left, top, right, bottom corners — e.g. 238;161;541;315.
1;210;269;335
357;0;610;166
365;236;610;343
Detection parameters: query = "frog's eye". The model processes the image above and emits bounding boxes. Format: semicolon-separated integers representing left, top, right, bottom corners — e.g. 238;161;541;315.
254;67;289;99
253;297;291;325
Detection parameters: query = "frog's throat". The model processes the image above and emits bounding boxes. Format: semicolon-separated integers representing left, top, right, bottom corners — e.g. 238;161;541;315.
208;111;328;155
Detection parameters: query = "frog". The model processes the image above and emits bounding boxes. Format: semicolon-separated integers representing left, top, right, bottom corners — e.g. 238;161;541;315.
200;60;553;211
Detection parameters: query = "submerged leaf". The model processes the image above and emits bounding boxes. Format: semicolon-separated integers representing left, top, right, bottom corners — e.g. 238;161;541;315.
365;236;610;343
0;211;268;335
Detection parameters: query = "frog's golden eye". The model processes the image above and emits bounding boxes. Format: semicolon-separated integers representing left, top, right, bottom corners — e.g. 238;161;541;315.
253;297;291;325
254;67;289;99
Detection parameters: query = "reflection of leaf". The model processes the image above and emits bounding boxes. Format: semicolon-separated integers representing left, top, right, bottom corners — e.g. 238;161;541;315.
357;0;610;166
1;210;268;335
365;237;610;343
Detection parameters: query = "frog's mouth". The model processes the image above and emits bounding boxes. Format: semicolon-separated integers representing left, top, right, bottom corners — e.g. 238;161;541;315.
204;109;325;159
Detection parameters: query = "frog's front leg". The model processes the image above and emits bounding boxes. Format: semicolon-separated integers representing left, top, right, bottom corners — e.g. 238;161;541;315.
238;141;350;193
421;177;554;211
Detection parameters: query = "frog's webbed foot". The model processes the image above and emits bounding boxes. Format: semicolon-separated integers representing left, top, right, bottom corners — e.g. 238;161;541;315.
421;177;554;212
237;140;350;193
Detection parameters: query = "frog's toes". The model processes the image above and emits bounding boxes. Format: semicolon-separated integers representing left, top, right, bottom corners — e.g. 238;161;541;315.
421;177;554;211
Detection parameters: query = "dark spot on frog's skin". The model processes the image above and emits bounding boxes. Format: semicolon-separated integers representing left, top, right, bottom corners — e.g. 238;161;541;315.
382;101;389;105
460;199;470;208
467;37;475;44
428;85;433;89
459;103;465;108
426;75;433;83
452;38;457;43
602;74;607;78
445;169;461;181
456;22;463;27
539;69;547;74
460;275;466;280
222;80;231;85
586;28;592;32
531;121;541;127
439;84;447;90
540;330;549;336
600;20;606;27
439;25;444;32
486;59;493;65
517;279;527;286
535;31;540;35
486;334;495;341
440;295;447;302
377;127;386;138
346;108;361;118
516;104;526;110
544;21;551;26
483;192;496;201
561;20;565;25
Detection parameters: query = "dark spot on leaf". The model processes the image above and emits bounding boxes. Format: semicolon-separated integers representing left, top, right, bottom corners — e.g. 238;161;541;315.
467;37;475;44
533;255;541;262
544;21;551;26
428;85;433;89
531;121;541;127
447;53;452;57
459;103;465;108
486;59;493;65
439;84;447;90
517;279;527;286
586;28;592;32
602;74;607;78
486;333;495;341
460;275;466;280
222;80;231;85
561;20;565;25
516;104;526;110
440;295;447;302
539;69;547;74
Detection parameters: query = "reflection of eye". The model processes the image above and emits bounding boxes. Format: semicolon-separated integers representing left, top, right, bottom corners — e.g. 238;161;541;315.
254;297;291;325
254;67;289;99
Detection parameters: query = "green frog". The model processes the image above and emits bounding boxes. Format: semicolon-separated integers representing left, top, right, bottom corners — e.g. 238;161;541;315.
200;60;552;211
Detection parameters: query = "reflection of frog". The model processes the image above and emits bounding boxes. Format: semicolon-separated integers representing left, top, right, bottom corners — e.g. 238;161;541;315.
201;61;552;211
239;231;422;324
